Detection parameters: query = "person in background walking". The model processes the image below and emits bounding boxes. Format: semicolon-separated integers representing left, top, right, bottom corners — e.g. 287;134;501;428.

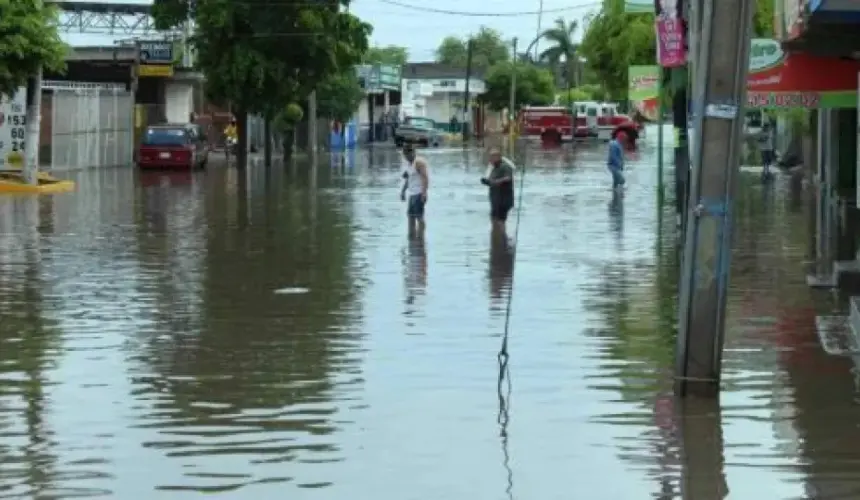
481;148;516;235
400;144;429;238
759;122;776;180
607;129;626;191
224;118;238;162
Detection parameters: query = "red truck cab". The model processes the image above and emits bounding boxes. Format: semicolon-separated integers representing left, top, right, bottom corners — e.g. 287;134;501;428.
517;106;573;144
573;101;642;144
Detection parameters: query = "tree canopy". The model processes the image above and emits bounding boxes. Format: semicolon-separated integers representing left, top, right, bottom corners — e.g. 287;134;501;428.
538;18;581;89
365;45;408;66
579;0;777;101
316;70;365;123
579;0;655;101
0;0;66;97
152;0;370;165
480;62;555;111
436;27;510;69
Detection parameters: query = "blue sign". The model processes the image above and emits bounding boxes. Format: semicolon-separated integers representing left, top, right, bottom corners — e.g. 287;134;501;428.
139;41;174;64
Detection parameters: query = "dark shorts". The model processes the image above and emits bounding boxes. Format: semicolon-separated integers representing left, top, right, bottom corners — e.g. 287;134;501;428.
407;194;425;218
491;201;513;221
761;149;775;166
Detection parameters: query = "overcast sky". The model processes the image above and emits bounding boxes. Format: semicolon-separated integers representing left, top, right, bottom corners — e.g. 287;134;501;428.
61;0;596;61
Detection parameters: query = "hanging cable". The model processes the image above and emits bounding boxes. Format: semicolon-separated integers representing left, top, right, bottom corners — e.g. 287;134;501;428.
496;147;526;500
377;0;600;17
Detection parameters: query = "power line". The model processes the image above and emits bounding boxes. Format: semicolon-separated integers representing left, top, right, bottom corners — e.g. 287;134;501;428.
375;0;600;17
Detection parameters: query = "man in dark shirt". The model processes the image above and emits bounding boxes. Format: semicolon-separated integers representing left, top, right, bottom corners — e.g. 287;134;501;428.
481;148;515;233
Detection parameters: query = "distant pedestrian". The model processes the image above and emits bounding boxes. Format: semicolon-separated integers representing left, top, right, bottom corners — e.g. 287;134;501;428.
481;147;515;234
759;122;775;180
607;129;626;191
400;144;429;237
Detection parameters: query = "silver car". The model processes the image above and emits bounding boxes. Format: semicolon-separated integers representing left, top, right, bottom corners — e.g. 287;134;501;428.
394;117;444;148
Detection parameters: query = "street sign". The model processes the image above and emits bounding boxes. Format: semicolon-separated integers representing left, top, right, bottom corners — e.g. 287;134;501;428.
139;41;174;64
356;64;401;93
139;64;174;78
0;88;27;169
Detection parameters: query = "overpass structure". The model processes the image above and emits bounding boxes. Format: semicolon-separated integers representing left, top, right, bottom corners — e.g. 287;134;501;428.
54;1;180;36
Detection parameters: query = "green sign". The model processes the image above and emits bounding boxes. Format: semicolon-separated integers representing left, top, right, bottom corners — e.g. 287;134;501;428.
625;0;654;13
356;64;401;93
378;65;400;91
628;66;660;101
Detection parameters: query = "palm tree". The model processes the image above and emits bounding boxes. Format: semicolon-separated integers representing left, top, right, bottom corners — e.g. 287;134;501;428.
538;18;580;100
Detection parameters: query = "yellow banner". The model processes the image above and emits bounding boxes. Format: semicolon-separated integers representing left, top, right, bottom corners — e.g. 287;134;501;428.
139;64;174;78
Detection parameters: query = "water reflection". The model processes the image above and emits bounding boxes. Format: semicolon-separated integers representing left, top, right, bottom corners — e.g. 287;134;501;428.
1;139;858;497
609;189;624;245
0;198;70;498
489;229;515;309
402;235;427;310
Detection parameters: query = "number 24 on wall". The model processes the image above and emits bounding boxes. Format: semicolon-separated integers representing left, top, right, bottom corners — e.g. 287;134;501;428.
0;141;25;151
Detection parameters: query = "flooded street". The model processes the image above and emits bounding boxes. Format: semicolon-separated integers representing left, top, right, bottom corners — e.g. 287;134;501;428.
1;130;859;499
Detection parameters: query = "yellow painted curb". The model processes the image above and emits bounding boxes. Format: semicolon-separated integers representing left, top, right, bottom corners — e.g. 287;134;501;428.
0;171;76;194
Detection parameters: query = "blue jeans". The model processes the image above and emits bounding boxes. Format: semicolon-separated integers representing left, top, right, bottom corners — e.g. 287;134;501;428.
407;194;425;218
608;166;625;187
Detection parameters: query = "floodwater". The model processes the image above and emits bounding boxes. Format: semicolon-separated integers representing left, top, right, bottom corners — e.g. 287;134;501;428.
0;129;858;499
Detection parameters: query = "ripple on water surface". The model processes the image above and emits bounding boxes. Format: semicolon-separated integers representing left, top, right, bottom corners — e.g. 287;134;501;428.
0;137;858;498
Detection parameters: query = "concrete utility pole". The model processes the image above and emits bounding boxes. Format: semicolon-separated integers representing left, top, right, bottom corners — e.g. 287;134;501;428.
675;0;754;397
508;37;518;144
23;68;43;185
463;38;474;141
308;90;318;157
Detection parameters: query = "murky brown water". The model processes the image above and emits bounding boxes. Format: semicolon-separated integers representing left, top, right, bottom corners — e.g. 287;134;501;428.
0;131;857;499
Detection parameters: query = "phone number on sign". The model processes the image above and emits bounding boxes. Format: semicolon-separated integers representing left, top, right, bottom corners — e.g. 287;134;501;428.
747;92;820;108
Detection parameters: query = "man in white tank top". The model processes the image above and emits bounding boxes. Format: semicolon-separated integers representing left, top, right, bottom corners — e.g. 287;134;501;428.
399;144;429;237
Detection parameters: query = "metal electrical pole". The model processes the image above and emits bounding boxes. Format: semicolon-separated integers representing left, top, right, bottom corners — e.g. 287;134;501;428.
508;37;518;145
463;38;474;142
675;0;754;397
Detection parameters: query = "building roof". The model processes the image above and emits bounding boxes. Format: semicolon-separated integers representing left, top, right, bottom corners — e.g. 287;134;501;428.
402;62;485;80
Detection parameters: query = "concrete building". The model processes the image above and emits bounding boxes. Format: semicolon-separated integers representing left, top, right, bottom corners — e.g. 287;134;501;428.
399;63;489;132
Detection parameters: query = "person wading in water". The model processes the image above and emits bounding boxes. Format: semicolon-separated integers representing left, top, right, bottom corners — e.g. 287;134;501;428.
400;144;429;238
481;148;515;236
607;129;627;191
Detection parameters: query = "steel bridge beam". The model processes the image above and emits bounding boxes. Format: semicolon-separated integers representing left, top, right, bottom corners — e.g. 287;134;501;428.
54;1;179;36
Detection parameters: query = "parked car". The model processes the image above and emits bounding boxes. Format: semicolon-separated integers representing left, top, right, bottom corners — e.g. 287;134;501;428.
138;123;209;170
394;117;444;148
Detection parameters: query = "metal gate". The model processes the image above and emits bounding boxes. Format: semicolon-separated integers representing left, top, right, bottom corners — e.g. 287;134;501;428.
43;81;133;171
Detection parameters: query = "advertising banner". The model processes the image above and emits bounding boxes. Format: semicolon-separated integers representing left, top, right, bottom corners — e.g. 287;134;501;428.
0;88;27;169
746;38;860;108
628;66;660;120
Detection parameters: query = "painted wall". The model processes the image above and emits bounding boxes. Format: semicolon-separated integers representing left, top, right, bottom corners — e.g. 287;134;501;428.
164;82;194;123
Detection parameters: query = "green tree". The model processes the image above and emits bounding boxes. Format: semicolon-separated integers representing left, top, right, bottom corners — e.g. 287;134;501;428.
152;0;370;168
0;0;66;97
480;62;555;111
317;70;364;124
580;0;775;101
436;27;510;69
539;18;581;93
753;0;775;37
579;0;655;101
365;45;408;66
558;84;608;105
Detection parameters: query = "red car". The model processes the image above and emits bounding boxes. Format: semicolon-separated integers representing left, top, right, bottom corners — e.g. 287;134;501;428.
138;124;209;170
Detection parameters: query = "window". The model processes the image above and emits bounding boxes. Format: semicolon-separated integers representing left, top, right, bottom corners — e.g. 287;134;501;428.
143;128;188;146
586;108;598;117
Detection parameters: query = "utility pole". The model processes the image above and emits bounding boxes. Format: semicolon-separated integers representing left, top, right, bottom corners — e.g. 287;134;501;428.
534;0;544;60
131;40;141;165
675;0;754;397
22;68;43;185
656;68;665;204
462;38;474;142
508;37;518;144
308;90;318;157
